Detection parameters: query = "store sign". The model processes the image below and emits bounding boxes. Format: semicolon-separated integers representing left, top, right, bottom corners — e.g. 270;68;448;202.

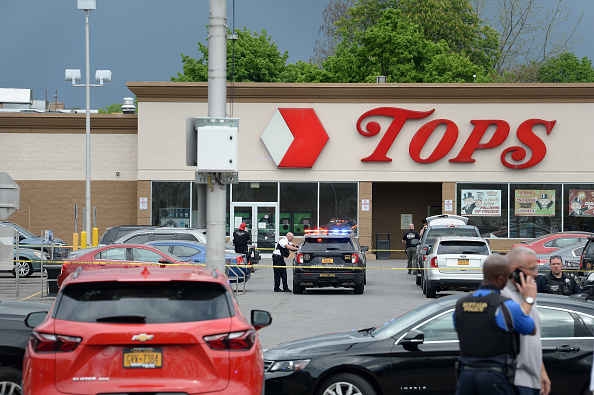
261;108;329;168
357;107;556;169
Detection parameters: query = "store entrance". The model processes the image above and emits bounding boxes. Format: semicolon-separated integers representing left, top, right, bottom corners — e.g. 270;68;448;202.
231;204;278;255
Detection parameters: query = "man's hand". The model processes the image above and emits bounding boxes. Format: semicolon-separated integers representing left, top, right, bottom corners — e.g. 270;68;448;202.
540;363;551;395
515;271;537;300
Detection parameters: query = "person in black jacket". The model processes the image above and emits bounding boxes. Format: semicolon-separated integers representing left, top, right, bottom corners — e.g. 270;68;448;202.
233;223;251;263
537;255;581;295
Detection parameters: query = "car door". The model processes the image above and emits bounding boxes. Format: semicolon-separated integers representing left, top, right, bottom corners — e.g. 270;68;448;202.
540;306;594;394
389;309;459;393
94;247;130;269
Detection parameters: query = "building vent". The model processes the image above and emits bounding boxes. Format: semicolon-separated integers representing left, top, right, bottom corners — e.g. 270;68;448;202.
122;97;136;114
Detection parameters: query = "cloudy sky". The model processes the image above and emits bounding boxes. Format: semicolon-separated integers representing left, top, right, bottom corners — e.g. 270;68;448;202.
1;0;591;110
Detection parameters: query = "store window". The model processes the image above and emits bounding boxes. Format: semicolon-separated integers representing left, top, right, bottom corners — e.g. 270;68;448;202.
280;183;318;236
510;184;561;238
319;183;358;230
232;182;277;202
152;182;191;227
457;183;509;238
564;184;594;232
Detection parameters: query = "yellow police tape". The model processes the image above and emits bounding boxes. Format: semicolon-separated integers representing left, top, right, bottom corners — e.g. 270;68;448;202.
11;259;584;272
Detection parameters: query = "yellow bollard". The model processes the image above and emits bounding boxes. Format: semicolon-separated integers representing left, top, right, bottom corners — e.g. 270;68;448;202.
81;231;87;249
92;227;98;247
72;233;79;251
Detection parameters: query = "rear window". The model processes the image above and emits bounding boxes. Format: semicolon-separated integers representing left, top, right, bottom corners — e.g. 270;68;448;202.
302;237;353;252
585;241;594;256
436;240;489;255
426;227;479;245
55;282;234;323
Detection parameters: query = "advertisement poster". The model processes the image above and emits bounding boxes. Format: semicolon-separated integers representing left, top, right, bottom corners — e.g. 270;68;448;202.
515;190;555;216
568;190;594;216
461;190;501;216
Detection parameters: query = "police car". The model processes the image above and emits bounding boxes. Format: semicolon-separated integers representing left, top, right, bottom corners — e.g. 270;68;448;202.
292;229;368;294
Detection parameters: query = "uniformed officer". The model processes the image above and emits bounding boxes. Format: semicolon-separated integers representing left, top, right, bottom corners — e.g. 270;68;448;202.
536;255;581;295
454;255;537;395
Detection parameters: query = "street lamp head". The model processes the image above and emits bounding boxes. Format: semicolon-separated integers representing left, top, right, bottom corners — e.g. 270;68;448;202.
95;70;112;84
65;69;81;84
77;0;96;10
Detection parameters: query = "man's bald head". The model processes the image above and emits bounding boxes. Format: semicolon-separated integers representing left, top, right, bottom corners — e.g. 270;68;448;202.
482;255;511;289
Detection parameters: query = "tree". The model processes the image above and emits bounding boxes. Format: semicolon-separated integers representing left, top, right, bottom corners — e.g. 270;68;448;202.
322;7;487;83
172;28;290;82
314;0;499;71
472;0;582;74
537;53;594;83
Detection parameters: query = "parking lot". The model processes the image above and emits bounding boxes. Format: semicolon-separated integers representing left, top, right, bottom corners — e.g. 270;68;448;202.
0;257;456;349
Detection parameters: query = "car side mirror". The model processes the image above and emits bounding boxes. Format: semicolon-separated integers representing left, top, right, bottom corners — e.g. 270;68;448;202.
251;310;272;330
25;311;48;328
158;257;172;264
399;329;425;351
361;246;369;252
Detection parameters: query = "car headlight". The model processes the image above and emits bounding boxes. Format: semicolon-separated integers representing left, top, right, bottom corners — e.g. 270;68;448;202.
268;359;310;372
33;250;44;259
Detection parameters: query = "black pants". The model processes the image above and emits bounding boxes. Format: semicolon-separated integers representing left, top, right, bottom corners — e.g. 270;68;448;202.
273;255;289;291
456;368;515;395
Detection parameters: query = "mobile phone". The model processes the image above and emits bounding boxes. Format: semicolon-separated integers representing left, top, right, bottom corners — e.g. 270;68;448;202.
510;268;522;283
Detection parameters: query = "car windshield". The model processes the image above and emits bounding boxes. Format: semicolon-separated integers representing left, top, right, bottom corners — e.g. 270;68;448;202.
437;240;489;255
373;300;449;339
426;228;479;245
4;222;37;238
55;281;234;323
302;237;353;251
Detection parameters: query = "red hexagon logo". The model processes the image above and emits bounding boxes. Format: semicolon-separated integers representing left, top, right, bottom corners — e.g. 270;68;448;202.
261;108;329;168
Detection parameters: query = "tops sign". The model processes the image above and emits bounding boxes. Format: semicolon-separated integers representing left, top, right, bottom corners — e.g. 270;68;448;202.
357;107;556;170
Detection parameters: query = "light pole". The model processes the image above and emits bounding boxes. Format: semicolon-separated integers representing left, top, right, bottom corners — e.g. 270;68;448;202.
65;0;111;247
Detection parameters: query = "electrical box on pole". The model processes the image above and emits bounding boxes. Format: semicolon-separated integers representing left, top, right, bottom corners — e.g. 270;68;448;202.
0;172;20;221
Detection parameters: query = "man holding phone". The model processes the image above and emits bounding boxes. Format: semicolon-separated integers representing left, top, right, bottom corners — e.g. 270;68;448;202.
502;247;551;395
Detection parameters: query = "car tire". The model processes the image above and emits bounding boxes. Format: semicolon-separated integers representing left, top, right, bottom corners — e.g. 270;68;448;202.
354;282;364;295
316;373;376;395
425;283;437;298
0;366;22;395
11;260;33;278
415;273;421;286
364;271;367;285
293;281;304;294
421;274;427;295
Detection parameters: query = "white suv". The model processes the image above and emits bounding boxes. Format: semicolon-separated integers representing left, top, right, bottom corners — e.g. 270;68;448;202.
114;228;206;244
421;236;492;298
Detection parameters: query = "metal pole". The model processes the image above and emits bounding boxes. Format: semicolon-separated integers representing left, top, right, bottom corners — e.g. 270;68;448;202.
85;11;92;246
205;0;227;272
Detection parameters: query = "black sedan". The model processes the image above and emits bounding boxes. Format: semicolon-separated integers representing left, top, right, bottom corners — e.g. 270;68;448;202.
264;293;594;395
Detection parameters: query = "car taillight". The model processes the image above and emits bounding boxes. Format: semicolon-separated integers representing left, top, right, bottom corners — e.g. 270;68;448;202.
538;259;549;265
61;262;71;273
430;257;438;268
30;331;81;353
204;330;255;351
296;253;304;264
351;253;359;264
237;255;244;264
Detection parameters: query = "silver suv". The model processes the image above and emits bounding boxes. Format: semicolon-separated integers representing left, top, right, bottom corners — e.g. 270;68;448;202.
421;236;492;298
114;228;206;244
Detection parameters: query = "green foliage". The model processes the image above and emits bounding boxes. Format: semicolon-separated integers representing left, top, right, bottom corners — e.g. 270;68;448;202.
537;53;594;83
322;7;487;83
172;28;291;82
98;103;122;114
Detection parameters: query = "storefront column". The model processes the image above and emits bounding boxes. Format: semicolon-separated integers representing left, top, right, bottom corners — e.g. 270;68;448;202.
359;181;373;259
137;180;151;225
442;182;456;214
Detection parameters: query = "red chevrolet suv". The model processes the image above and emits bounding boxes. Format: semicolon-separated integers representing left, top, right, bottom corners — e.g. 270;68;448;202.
22;267;272;394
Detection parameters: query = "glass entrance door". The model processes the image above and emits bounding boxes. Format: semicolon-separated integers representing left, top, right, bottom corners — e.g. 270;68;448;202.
231;204;277;255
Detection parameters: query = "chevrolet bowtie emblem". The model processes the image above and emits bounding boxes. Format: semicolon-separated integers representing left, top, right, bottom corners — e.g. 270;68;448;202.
132;333;154;342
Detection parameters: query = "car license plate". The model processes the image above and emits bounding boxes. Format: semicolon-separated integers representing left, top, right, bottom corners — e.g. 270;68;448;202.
123;347;163;369
458;259;469;266
322;258;333;264
320;273;336;277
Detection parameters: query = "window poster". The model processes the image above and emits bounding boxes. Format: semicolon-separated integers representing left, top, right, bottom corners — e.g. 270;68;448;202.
515;190;555;216
568;190;594;216
461;189;501;216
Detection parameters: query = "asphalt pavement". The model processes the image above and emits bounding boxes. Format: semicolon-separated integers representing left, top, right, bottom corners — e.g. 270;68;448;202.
0;258;462;349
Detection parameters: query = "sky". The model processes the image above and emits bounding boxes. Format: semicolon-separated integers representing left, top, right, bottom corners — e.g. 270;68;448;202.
1;0;592;110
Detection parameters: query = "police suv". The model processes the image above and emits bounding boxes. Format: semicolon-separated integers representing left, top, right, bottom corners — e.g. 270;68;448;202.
292;229;368;294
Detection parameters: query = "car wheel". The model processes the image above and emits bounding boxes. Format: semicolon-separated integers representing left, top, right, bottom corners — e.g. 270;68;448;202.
0;367;22;395
354;282;364;295
317;373;376;395
11;260;33;278
364;271;367;285
415;272;421;286
421;274;427;295
293;281;304;294
425;283;437;298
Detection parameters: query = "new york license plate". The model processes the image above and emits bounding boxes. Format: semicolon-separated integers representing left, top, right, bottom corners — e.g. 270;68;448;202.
123;348;163;369
458;259;469;265
322;258;334;264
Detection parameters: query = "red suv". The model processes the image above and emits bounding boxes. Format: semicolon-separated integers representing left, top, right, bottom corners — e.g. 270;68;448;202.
23;267;272;394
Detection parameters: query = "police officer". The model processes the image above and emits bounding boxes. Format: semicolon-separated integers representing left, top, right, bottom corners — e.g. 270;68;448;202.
537;255;581;295
233;223;251;263
454;255;537;395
